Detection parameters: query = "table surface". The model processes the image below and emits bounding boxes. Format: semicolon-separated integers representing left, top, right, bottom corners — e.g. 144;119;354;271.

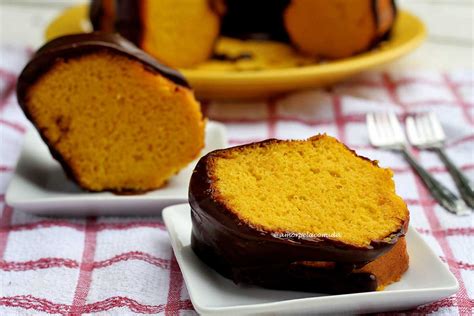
0;0;473;69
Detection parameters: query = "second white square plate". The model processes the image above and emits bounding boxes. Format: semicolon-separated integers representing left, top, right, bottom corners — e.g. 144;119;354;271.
163;203;459;315
6;122;227;215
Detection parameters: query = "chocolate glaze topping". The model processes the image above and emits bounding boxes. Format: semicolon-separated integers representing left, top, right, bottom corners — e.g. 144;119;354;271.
189;139;407;294
18;32;189;101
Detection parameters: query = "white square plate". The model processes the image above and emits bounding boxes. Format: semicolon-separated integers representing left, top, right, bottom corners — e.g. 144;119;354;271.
5;122;227;215
163;203;459;315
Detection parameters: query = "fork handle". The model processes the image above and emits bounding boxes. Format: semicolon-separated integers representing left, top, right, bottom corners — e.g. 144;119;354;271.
435;148;474;209
401;148;469;215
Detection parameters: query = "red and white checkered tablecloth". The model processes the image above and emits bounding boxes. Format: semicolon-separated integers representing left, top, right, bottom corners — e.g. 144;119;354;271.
0;46;472;315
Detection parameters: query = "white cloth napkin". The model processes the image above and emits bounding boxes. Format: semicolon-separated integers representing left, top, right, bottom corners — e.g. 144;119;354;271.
0;46;473;315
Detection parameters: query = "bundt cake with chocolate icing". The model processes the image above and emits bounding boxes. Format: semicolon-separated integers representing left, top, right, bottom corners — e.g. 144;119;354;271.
90;0;397;67
189;134;409;293
17;32;205;193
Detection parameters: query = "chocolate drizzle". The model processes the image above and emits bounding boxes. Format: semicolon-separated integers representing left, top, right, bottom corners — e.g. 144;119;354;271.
189;139;407;294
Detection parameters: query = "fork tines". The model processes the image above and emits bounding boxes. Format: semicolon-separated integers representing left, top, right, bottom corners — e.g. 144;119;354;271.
406;112;445;147
366;112;405;148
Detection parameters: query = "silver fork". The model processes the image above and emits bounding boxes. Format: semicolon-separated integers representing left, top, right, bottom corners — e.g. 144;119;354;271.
406;112;474;209
366;112;469;216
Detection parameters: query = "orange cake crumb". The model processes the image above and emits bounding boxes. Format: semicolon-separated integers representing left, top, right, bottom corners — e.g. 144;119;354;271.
210;134;409;247
23;50;204;192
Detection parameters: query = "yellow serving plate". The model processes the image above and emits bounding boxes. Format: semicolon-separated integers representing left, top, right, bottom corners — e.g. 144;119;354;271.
45;5;426;100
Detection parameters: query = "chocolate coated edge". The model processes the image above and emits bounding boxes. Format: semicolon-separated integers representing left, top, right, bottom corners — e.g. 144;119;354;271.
24;32;189;89
16;32;190;192
191;231;379;294
189;136;408;262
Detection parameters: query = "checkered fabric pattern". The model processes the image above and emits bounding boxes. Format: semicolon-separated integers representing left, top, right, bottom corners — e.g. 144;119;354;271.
0;46;473;315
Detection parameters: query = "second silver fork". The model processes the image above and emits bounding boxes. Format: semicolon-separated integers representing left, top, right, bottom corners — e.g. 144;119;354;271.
367;112;469;216
406;112;474;209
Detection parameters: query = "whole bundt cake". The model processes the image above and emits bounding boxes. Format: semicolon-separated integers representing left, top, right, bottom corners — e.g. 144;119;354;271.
89;0;397;66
